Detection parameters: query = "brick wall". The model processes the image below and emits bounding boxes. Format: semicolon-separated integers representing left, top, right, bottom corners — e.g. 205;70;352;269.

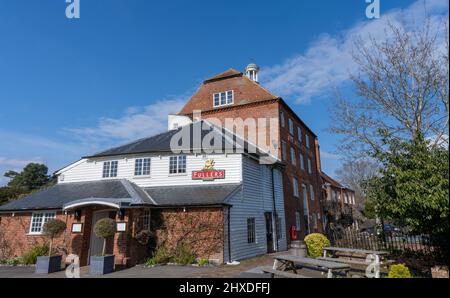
151;207;224;263
0;207;151;267
184;99;324;242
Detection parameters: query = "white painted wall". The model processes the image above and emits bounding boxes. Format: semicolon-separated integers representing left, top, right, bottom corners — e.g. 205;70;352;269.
58;153;242;187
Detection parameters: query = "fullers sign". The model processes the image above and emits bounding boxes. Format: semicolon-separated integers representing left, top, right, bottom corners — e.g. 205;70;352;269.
192;159;225;181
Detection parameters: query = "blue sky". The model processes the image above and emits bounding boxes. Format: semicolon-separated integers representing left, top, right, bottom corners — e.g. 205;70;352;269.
0;0;448;185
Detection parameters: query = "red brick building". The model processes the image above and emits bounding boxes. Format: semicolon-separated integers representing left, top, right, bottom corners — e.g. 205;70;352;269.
321;172;356;230
177;65;325;241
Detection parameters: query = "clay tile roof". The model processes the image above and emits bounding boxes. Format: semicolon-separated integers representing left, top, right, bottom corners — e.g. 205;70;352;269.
179;68;279;115
204;68;243;83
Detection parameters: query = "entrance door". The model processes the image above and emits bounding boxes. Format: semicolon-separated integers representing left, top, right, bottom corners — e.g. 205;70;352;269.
89;211;110;259
264;212;274;253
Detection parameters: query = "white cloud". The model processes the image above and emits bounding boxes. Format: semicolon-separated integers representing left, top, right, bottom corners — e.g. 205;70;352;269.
0;157;44;168
261;0;449;104
67;98;186;142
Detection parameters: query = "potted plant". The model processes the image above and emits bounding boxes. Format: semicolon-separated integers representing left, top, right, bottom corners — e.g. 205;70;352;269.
36;219;66;274
89;218;116;275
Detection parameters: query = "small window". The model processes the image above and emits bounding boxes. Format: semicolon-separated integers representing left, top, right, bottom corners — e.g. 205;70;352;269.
288;119;294;135
29;212;56;234
302;184;308;211
293;177;299;197
143;210;151;230
306;134;310;149
295;211;301;232
103;161;118;178
169;155;187;174
290;147;296;166
281;141;287;161
313;214;318;229
247;218;256;244
280;111;285;128
213;90;233;107
300;153;305;170
297;127;302;142
310;184;315;201
307;158;312;174
135;158;151;176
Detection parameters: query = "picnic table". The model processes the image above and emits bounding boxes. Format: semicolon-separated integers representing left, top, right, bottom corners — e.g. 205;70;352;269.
320;247;390;278
273;255;351;278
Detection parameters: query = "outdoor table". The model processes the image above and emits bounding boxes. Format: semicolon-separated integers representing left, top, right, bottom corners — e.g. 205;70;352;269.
273;255;351;278
322;247;389;278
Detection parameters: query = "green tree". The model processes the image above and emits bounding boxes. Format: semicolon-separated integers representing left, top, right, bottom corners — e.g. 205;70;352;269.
366;132;449;239
4;163;50;192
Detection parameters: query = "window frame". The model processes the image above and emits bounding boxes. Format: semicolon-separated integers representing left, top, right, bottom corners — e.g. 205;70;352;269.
290;147;296;166
288;118;294;135
299;153;305;170
307;158;312;174
297;127;302;142
295;211;301;232
293;177;299;197
29;211;57;235
142;209;151;230
169;155;187;175
135;158;151;177
310;184;315;201
213;90;234;108
281;141;287;161
102;161;118;178
247;217;256;244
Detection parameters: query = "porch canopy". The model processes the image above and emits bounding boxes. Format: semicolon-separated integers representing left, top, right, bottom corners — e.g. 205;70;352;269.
0;179;153;212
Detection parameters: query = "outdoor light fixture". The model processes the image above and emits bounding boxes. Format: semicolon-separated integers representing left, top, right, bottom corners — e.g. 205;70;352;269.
74;209;82;221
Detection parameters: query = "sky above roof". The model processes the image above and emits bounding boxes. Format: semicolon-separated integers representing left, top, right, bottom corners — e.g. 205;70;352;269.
0;0;448;185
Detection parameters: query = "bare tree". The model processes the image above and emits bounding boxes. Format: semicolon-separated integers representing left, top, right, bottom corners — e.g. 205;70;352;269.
330;18;449;158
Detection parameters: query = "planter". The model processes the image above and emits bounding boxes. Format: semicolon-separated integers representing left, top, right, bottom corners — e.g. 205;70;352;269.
36;255;62;274
89;255;115;275
289;240;307;257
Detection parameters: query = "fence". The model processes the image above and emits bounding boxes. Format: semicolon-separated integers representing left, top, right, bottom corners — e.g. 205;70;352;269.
328;228;447;261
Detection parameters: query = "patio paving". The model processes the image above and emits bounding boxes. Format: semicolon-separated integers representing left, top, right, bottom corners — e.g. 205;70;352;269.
0;253;326;278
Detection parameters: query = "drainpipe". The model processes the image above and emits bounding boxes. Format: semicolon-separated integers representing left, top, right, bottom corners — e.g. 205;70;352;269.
271;166;279;252
227;206;232;263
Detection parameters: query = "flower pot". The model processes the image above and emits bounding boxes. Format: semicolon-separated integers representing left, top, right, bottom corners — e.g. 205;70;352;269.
89;255;115;275
36;255;62;274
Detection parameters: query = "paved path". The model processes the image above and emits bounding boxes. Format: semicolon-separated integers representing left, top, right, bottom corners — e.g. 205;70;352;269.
0;253;325;278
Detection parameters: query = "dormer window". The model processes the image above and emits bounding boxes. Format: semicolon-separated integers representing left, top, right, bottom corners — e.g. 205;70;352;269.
213;91;233;107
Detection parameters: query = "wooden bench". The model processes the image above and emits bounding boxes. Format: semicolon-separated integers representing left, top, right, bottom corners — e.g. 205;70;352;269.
273;255;351;278
261;266;309;278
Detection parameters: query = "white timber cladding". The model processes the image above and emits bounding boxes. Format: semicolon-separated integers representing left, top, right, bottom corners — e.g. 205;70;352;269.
225;156;287;262
57;153;242;187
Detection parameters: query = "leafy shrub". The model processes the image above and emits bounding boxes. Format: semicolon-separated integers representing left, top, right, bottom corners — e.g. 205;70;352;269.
198;258;210;266
42;219;66;256
304;233;330;258
173;243;196;265
93;218;116;256
5;257;21;266
21;244;49;265
135;230;153;246
145;245;171;266
388;264;412;278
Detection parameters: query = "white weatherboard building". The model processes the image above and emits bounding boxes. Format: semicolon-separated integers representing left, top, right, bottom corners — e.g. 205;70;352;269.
0;120;287;265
